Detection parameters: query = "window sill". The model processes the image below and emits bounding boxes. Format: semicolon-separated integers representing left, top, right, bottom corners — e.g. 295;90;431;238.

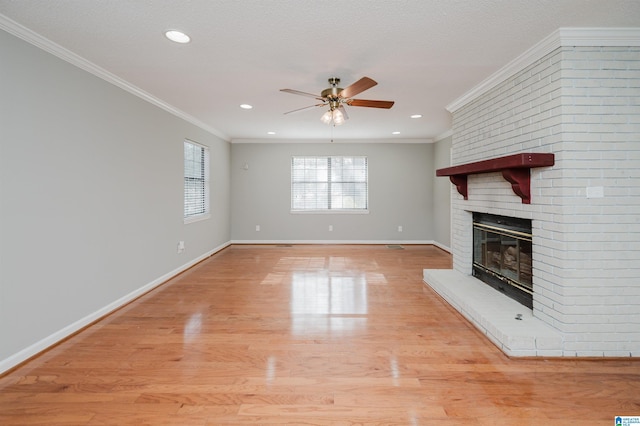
290;210;370;215
184;213;211;224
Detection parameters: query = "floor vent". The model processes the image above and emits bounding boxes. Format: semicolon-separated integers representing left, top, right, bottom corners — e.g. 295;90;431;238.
276;244;293;247
386;245;404;250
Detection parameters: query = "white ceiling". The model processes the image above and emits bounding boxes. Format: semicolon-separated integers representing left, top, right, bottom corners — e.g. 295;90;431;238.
1;0;639;142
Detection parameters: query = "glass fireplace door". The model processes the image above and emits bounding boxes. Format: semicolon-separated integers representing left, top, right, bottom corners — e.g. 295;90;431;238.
472;213;533;308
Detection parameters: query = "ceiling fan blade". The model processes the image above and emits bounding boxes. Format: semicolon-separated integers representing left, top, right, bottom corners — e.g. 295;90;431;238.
347;99;395;109
284;103;325;114
338;77;377;99
337;105;349;120
280;88;324;100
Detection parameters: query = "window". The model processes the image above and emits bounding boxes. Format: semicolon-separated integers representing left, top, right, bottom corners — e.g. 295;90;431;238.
291;156;368;212
184;140;210;223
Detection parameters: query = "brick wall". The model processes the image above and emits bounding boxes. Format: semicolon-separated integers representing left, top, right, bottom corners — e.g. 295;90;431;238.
450;45;640;356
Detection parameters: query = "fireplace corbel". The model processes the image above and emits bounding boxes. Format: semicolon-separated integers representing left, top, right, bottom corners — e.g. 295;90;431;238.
436;153;554;204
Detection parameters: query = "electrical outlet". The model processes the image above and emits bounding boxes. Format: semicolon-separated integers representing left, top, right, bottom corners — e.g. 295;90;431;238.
398;225;403;232
329;225;333;231
177;241;185;253
255;225;261;231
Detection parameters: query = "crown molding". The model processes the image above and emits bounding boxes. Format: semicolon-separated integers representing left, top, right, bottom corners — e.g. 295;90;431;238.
446;27;640;113
434;129;453;142
557;27;640;46
0;14;230;142
230;138;434;144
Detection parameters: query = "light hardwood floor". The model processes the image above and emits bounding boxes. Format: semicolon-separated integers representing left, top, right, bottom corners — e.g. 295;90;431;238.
1;244;639;425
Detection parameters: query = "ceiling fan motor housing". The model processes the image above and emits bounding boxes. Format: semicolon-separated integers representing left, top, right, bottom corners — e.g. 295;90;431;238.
322;78;343;109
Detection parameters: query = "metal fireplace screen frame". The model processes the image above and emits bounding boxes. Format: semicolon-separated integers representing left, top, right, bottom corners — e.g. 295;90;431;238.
472;213;533;309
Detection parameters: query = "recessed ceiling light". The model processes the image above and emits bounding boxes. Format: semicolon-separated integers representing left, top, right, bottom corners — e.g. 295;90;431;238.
392;131;401;135
267;131;276;135
410;114;423;119
240;104;253;109
164;30;190;44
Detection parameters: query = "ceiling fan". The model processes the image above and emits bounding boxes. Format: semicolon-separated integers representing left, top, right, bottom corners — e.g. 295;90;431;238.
280;77;394;125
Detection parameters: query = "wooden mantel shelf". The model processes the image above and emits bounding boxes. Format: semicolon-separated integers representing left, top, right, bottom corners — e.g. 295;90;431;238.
436;153;555;204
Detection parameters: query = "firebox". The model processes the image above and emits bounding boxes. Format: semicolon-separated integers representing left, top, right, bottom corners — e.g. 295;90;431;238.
472;213;533;309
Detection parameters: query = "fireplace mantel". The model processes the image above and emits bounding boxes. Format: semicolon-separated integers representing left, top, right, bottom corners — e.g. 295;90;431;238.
436;153;555;204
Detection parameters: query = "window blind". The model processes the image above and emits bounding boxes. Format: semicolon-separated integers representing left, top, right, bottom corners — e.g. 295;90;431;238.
291;156;368;211
184;140;209;219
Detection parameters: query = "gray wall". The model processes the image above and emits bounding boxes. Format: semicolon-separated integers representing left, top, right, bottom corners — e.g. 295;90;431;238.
0;30;231;370
0;27;454;372
432;135;452;249
231;142;435;242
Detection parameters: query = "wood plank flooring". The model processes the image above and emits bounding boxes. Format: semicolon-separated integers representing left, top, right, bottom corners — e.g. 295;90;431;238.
1;244;639;425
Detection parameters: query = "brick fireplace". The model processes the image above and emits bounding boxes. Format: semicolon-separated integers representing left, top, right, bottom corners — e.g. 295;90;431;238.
424;28;640;357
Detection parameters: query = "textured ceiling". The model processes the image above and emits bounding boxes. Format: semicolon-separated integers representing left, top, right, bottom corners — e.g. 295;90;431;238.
1;0;639;142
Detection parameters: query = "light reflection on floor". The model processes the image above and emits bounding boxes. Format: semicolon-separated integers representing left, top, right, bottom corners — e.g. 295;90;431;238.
290;272;368;315
289;267;369;336
255;255;388;336
183;312;203;343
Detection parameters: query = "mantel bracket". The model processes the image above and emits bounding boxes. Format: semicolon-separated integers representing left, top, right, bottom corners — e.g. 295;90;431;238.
502;168;531;204
449;175;468;200
436;153;554;204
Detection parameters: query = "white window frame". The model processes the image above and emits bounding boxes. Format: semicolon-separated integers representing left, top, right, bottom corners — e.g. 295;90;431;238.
291;156;369;214
184;139;210;224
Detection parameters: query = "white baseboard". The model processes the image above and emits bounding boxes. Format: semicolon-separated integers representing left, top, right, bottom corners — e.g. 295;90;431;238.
430;241;451;253
229;239;437;245
0;241;231;375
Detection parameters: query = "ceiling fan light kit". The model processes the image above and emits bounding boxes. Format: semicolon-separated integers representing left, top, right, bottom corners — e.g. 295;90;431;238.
320;108;345;126
281;76;394;126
